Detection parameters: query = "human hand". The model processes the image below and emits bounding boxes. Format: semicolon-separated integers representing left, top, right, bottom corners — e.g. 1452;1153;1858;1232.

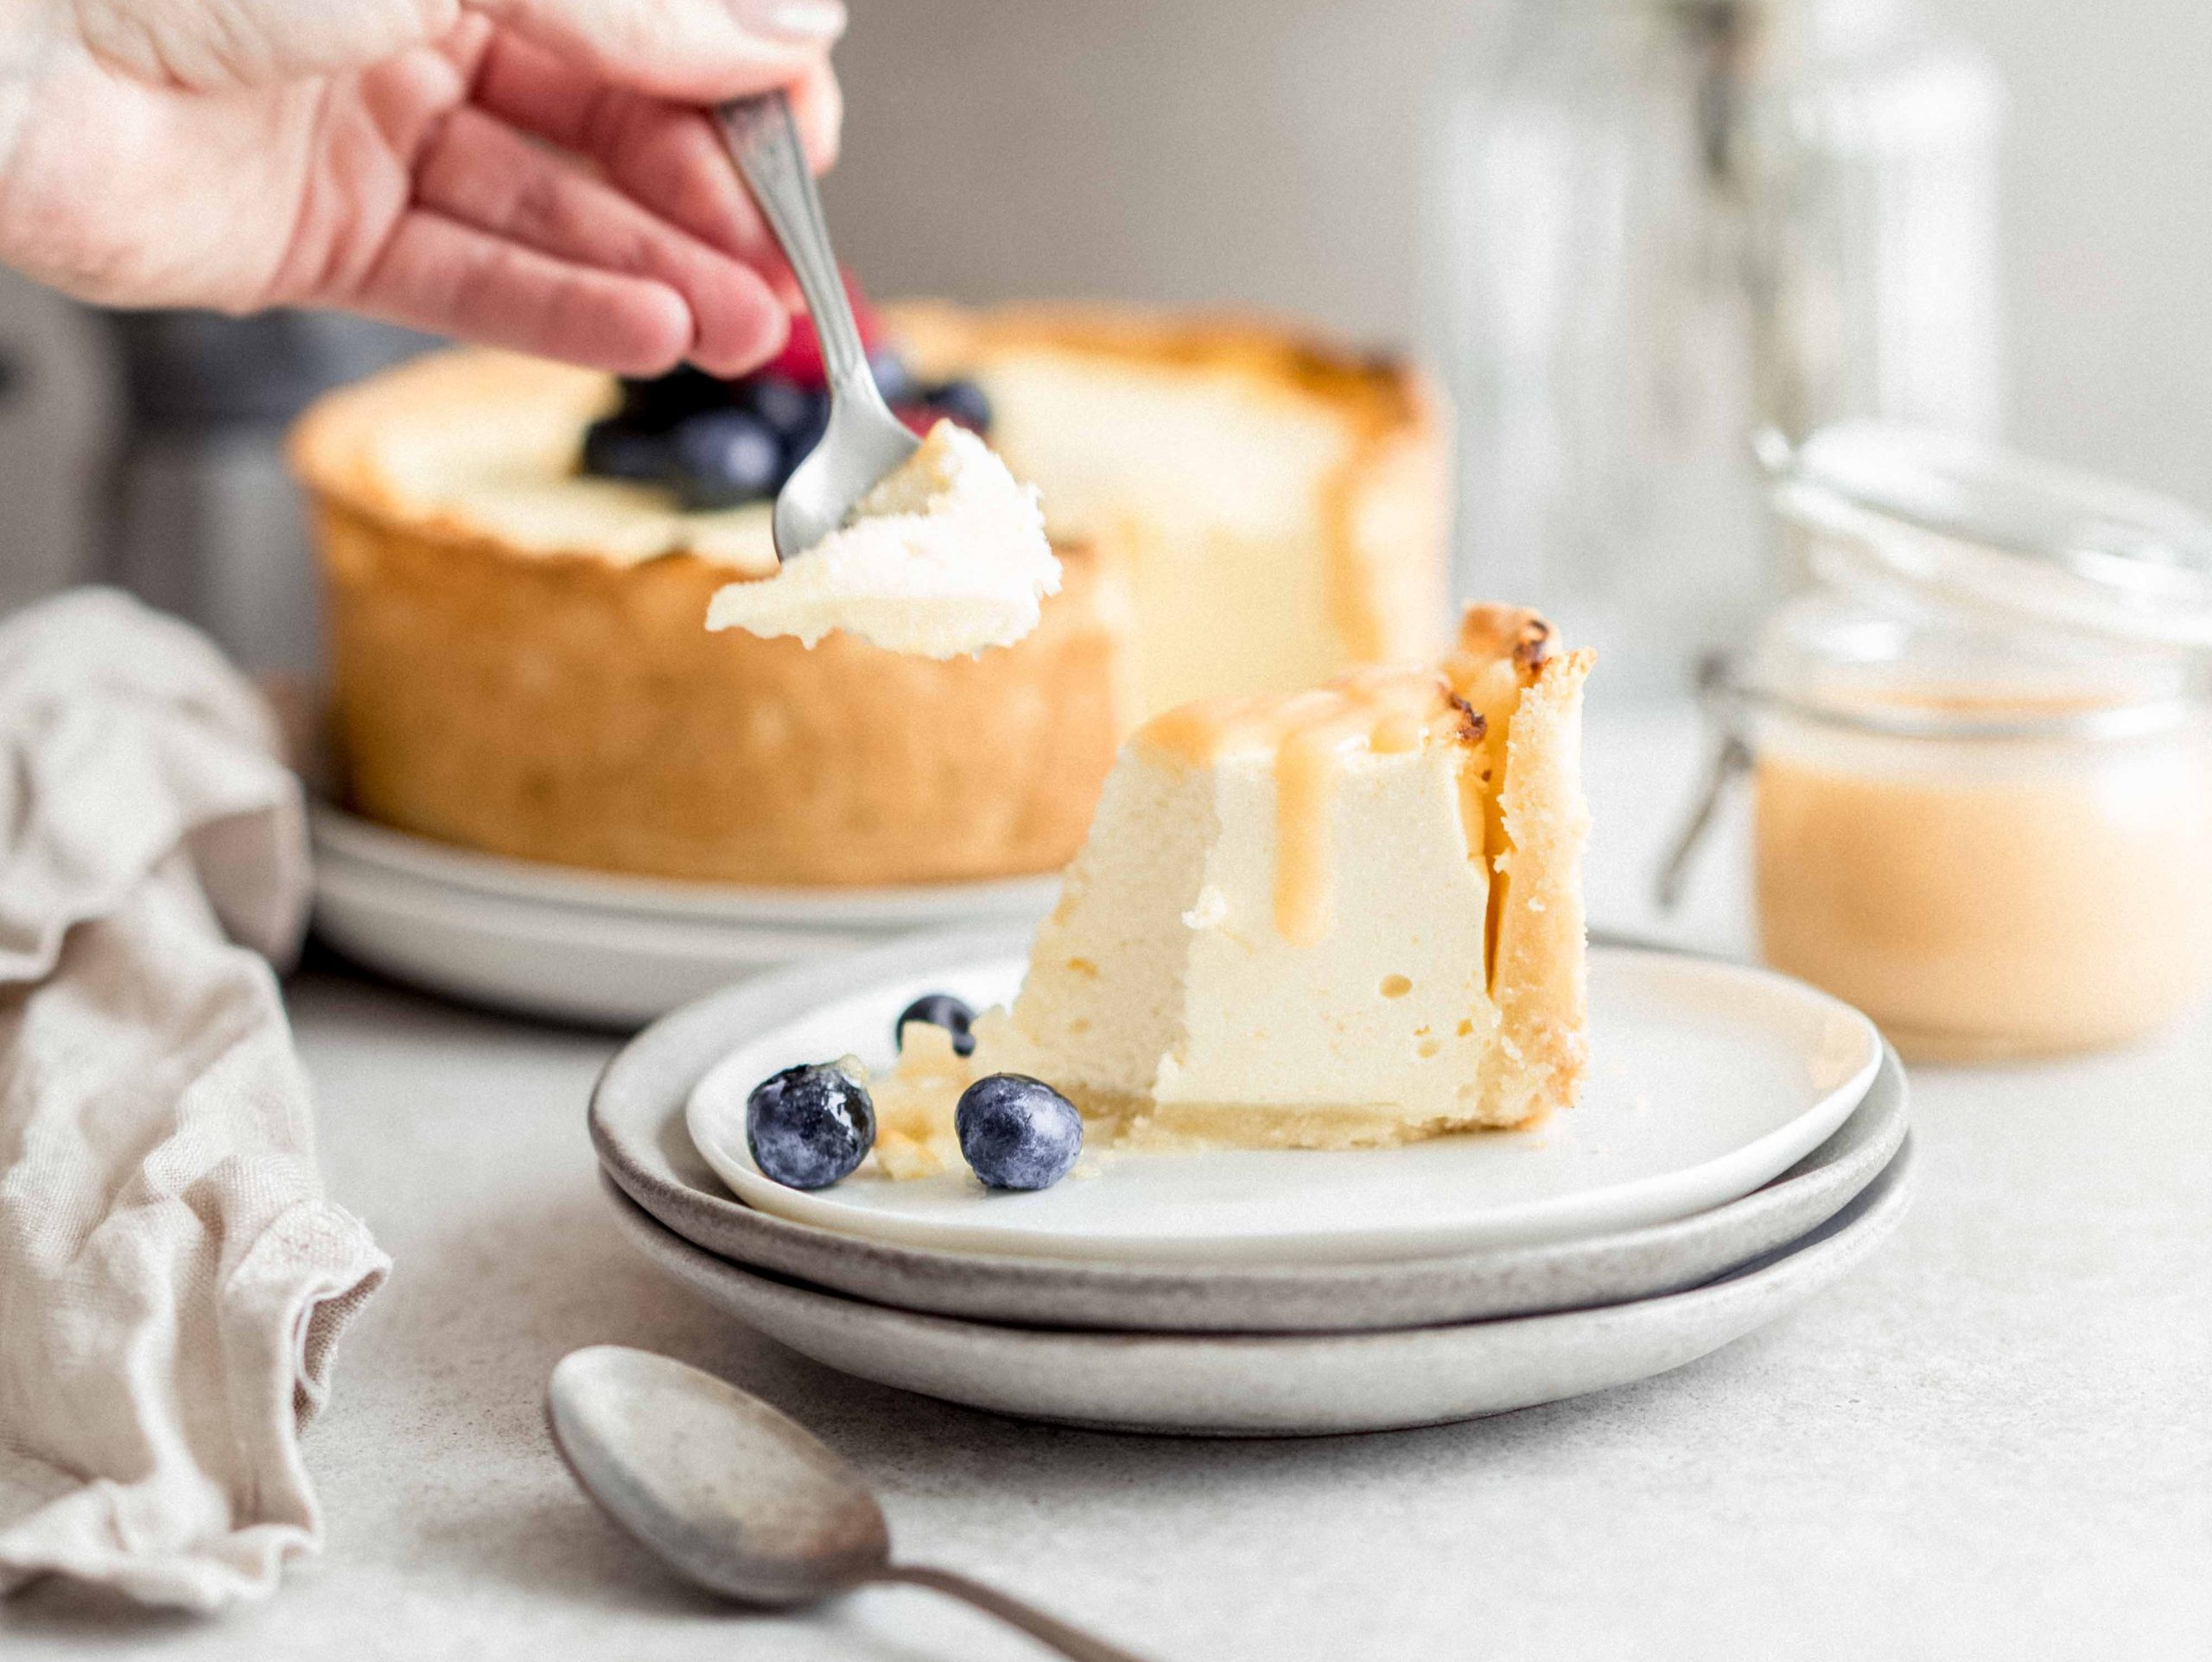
0;0;846;374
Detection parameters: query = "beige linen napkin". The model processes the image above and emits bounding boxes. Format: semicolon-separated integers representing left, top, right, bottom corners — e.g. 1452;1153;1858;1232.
0;588;388;1611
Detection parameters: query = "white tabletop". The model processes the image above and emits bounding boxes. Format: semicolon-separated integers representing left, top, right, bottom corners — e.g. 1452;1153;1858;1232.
9;709;2209;1659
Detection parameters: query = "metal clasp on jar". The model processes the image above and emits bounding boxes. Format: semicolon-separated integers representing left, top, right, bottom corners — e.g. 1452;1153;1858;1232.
1655;654;1752;912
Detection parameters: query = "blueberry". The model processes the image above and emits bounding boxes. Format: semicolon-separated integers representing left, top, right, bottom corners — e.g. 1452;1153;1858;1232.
672;409;783;509
740;374;817;441
581;418;673;483
746;1063;875;1189
895;993;976;1057
955;1074;1082;1191
925;377;992;432
868;351;919;408
618;366;729;431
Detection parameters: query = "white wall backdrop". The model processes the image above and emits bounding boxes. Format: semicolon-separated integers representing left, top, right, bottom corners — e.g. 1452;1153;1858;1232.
827;0;2212;503
3;0;2209;609
1935;0;2212;495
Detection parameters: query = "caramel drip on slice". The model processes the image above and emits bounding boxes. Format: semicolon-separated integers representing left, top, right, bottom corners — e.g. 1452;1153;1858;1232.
1446;603;1553;692
1443;603;1558;993
1135;668;1477;947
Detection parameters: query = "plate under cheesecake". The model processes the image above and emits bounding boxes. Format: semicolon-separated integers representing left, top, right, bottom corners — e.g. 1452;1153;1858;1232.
592;941;1909;1329
684;936;1881;1264
608;1148;1915;1436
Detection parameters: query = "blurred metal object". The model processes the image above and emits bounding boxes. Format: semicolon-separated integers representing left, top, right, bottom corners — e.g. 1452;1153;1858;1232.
1429;0;2005;697
89;309;431;672
1656;657;1751;911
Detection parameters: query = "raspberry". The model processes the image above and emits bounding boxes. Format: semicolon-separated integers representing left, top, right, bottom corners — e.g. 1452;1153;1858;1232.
763;268;882;388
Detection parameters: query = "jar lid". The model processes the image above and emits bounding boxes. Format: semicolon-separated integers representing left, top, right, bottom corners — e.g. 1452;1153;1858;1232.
1764;422;2212;650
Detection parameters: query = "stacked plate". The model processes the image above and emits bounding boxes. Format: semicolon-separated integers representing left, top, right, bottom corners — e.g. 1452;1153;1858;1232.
309;803;1058;1025
593;928;1911;1436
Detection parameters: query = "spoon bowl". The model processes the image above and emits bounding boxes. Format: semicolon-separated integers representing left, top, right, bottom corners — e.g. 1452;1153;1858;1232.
547;1346;1151;1661
548;1347;885;1606
774;389;922;562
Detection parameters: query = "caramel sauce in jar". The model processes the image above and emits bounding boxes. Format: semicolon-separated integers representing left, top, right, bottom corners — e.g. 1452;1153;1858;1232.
1751;696;2212;1059
1714;422;2212;1058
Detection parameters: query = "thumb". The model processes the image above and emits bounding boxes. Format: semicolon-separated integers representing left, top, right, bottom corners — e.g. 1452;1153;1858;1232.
468;0;844;104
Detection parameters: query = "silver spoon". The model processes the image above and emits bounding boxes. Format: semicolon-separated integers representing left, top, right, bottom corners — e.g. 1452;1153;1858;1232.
547;1346;1153;1662
716;91;920;563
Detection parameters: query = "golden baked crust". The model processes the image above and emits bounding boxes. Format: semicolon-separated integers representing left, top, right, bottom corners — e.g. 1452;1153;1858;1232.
1438;604;1592;1124
290;304;1448;887
291;346;1132;885
1480;644;1593;1125
1450;602;1556;678
292;349;604;547
312;496;1131;885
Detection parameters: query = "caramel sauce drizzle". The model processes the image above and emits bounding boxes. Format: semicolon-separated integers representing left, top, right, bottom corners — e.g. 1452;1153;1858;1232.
1443;605;1550;991
1137;668;1484;947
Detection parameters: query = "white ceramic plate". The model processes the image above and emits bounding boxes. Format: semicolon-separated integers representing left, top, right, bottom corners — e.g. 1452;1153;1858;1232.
312;850;873;1025
312;802;1062;927
686;938;1882;1266
308;804;1060;1026
592;929;1905;1329
610;1145;1915;1436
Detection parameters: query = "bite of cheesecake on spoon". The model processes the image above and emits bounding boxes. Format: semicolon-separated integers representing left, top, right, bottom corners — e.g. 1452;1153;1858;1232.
547;1346;1151;1662
703;91;1058;659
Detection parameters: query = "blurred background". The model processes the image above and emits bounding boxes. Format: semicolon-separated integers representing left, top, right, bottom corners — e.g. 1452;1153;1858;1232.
3;0;2207;685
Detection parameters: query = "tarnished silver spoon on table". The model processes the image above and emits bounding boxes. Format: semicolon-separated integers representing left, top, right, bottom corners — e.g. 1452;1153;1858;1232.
548;1346;1154;1662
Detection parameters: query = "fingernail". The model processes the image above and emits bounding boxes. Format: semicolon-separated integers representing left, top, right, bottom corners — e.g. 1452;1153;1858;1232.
736;0;845;41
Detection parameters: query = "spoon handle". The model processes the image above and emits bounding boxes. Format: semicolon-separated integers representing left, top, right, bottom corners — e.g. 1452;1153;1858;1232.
874;1563;1155;1662
716;91;880;407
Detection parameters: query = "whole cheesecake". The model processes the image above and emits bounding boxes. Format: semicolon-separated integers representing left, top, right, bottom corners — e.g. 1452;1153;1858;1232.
290;303;1450;887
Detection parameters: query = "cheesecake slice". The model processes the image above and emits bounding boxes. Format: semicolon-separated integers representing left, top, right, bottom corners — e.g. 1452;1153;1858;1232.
871;606;1592;1173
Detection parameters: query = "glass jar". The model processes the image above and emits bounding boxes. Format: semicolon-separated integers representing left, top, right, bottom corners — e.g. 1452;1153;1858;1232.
1426;0;2005;697
1667;422;2212;1060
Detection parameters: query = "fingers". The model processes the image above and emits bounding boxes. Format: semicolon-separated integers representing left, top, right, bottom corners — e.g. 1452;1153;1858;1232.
469;33;785;285
472;31;840;174
467;31;839;305
785;56;842;171
413;105;788;372
346;207;702;374
467;0;843;105
305;9;847;375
